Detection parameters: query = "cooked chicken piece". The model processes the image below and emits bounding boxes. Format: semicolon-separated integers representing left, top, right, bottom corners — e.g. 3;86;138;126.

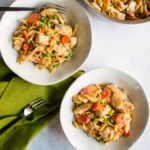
127;0;137;12
13;39;23;51
53;43;70;56
124;113;132;133
111;93;125;110
74;103;93;115
35;33;50;45
99;126;114;141
109;7;126;20
70;37;77;48
96;103;111;117
123;101;134;112
55;24;72;37
111;92;134;112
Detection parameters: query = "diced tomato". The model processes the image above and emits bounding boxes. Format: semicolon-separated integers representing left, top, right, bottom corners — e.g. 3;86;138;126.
40;28;49;33
92;102;100;111
23;31;28;40
61;35;70;44
22;43;30;51
27;13;41;24
114;113;125;127
101;87;111;99
123;130;131;137
76;115;90;124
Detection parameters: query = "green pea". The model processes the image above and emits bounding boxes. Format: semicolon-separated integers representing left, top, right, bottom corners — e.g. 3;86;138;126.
47;23;52;28
108;113;113;117
66;51;73;60
53;64;59;68
104;118;110;122
44;53;51;58
41;17;48;23
45;32;50;36
53;15;59;20
40;23;45;28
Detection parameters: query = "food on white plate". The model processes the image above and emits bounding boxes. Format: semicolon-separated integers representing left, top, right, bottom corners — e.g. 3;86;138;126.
88;0;150;20
73;84;134;144
13;8;78;73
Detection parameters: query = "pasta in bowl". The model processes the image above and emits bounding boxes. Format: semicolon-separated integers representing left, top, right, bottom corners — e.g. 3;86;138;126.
0;0;91;85
60;68;149;150
73;84;134;144
13;8;78;73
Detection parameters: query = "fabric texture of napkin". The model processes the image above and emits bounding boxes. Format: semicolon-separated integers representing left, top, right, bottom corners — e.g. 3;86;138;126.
0;59;84;150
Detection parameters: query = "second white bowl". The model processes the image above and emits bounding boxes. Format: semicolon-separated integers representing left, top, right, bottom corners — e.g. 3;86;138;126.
60;67;149;150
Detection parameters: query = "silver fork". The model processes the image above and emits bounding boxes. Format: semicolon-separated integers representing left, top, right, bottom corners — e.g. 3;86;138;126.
0;98;48;134
0;3;67;14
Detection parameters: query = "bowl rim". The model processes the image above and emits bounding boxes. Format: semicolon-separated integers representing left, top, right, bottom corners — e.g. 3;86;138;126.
60;67;150;150
0;0;92;85
84;0;150;24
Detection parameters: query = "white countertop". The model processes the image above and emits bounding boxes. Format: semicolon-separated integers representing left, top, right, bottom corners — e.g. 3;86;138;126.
1;0;150;150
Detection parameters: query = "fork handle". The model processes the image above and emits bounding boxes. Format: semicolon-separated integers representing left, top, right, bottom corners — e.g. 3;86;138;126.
0;7;36;11
0;116;22;134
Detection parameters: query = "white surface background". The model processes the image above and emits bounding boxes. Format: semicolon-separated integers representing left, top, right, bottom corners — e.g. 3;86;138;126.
0;0;150;150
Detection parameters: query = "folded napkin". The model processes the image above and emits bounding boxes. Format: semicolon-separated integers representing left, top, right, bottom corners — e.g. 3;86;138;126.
0;59;84;150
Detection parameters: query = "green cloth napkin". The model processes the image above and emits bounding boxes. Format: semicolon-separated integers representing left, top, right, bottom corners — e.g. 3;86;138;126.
0;59;84;150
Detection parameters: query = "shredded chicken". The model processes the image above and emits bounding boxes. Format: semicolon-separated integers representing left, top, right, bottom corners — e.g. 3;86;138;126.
96;104;111;116
99;126;115;141
35;33;50;45
74;103;93;115
70;37;77;48
55;24;72;37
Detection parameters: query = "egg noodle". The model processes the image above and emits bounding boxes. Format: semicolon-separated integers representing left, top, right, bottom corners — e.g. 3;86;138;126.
89;0;150;20
13;8;77;73
73;84;134;144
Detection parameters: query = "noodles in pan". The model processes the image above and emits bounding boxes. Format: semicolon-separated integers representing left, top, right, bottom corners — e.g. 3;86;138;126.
88;0;150;20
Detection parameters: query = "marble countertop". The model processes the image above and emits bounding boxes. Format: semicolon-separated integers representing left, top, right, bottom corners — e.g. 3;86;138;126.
0;0;150;150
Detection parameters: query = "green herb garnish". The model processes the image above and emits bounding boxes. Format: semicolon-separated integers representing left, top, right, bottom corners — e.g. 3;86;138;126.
121;9;126;14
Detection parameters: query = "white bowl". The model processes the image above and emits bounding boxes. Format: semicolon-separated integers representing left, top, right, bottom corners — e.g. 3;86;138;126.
0;0;92;85
60;68;149;150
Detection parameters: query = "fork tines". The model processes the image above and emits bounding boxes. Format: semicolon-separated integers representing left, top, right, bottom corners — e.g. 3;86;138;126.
29;98;47;109
44;3;67;14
